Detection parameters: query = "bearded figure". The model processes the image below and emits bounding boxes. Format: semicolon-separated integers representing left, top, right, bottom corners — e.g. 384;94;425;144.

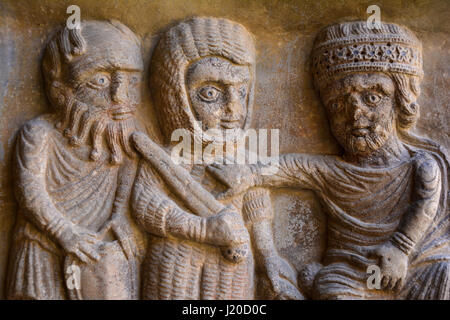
208;21;449;299
7;20;144;299
131;17;302;300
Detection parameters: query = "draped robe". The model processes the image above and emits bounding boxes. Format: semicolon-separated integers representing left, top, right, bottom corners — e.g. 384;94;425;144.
132;156;256;300
264;147;449;299
7;115;137;299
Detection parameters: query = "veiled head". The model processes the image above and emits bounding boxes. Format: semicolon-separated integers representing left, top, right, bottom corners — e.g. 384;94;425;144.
185;56;250;132
149;16;255;144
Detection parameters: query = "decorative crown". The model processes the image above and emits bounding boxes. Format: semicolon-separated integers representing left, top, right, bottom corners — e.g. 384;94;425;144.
311;21;423;85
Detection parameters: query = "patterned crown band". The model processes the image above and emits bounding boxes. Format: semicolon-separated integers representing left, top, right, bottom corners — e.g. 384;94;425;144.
312;34;423;83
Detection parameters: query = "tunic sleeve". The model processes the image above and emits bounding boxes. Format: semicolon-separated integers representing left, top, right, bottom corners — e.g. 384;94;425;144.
256;153;333;192
14;118;74;241
131;160;206;242
392;153;443;254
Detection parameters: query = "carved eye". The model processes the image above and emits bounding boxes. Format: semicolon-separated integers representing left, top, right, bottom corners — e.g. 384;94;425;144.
198;86;221;102
130;75;139;85
328;101;342;113
364;93;382;105
239;85;247;99
88;73;111;89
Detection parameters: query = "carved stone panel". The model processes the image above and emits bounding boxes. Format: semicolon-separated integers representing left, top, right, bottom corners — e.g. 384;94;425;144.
0;0;448;300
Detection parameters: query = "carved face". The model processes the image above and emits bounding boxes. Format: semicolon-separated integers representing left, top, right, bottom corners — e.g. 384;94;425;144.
186;56;250;132
69;42;143;121
321;72;396;157
59;25;144;164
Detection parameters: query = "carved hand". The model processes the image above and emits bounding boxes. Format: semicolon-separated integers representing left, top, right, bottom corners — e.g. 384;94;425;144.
59;225;101;264
264;256;304;300
206;163;256;199
370;242;409;291
205;207;250;247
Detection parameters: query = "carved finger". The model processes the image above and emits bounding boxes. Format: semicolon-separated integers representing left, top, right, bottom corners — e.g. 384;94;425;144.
394;277;404;292
387;277;396;290
83;233;98;244
79;243;100;262
75;226;98;243
280;263;297;285
74;249;89;264
281;287;304;300
381;275;390;289
275;279;304;300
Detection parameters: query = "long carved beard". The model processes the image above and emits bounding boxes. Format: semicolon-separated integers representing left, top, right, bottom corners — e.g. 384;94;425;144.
346;120;393;156
56;97;138;165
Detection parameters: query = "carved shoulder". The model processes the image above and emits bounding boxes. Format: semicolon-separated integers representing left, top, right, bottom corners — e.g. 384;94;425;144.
17;116;54;152
413;152;441;186
14;116;55;177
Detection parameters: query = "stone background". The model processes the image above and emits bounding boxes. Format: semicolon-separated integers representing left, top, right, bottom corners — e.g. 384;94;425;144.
0;0;448;298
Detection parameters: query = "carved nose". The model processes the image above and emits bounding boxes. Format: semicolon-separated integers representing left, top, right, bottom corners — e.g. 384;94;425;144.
349;95;367;121
353;107;363;121
225;87;244;117
351;106;371;128
353;116;371;129
111;74;128;104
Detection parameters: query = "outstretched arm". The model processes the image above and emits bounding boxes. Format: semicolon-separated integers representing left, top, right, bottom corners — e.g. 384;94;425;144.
207;154;325;199
14;119;100;263
243;188;304;300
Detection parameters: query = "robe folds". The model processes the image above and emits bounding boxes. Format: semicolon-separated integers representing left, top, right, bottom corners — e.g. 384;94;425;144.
132;159;256;300
266;146;449;299
7;116;137;299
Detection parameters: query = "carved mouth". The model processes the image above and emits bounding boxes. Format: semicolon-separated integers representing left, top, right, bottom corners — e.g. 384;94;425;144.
110;106;136;120
220;119;241;129
351;128;370;137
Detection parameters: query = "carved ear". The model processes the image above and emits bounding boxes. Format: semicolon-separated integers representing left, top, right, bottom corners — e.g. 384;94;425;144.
47;80;72;110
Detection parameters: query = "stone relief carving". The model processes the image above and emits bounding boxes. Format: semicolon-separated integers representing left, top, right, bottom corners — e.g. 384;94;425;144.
208;21;449;300
4;15;448;300
131;17;302;300
6;20;144;300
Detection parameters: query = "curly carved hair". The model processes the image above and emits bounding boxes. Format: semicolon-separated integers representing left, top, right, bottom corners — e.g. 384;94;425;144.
390;73;421;131
42;20;141;111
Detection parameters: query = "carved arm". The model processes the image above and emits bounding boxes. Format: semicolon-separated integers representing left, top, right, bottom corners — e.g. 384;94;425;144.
390;155;442;256
14;120;76;243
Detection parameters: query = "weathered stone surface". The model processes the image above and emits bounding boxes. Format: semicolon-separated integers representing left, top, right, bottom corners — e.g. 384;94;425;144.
0;0;448;300
210;19;449;299
7;19;144;300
